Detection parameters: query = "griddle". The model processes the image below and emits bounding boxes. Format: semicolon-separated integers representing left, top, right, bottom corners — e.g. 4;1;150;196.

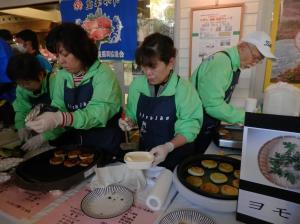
14;145;104;191
213;124;243;149
177;154;240;200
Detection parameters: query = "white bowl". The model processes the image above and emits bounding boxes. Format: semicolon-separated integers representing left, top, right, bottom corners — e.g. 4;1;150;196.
124;151;154;170
173;167;237;213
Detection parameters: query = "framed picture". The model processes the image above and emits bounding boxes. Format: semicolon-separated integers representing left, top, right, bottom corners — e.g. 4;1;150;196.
264;0;300;89
189;4;244;75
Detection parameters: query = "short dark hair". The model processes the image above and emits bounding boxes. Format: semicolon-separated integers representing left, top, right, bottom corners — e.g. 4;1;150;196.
7;53;44;82
46;23;98;68
135;32;176;67
0;29;13;42
15;29;40;54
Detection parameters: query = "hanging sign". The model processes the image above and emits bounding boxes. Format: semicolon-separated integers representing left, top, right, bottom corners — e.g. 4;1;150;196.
60;0;137;61
237;113;300;224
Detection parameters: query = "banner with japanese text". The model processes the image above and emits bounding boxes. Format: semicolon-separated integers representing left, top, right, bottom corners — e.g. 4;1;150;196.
60;0;137;61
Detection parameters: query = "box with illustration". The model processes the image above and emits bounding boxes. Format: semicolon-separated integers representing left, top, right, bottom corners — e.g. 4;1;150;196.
237;113;300;224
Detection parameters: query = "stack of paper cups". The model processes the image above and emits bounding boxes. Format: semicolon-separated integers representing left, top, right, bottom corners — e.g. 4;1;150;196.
146;169;173;211
245;98;257;112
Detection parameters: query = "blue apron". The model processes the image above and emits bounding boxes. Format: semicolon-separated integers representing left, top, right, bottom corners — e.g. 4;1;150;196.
137;77;178;151
52;70;122;155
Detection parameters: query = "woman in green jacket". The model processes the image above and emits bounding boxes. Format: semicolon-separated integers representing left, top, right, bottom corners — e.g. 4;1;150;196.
26;23;122;155
7;53;61;150
119;33;203;170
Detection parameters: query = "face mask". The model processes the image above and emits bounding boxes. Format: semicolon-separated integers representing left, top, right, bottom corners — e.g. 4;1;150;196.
12;43;27;53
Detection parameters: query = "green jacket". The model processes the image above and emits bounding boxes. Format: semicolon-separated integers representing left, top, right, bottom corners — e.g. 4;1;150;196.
51;60;122;129
126;71;203;142
191;47;245;124
13;73;63;141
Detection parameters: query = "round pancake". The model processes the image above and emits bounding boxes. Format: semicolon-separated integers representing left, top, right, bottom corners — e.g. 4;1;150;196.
185;176;203;187
54;149;66;158
234;170;240;179
218;162;234;173
210;172;228;184
67;150;81;159
201;160;217;169
200;182;219;194
79;152;94;160
49;156;64;165
221;184;238;196
187;166;204;176
79;158;94;167
64;158;79;167
232;179;240;188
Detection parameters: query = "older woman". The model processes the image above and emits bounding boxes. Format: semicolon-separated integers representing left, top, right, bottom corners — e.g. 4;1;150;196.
27;23;122;155
119;33;203;170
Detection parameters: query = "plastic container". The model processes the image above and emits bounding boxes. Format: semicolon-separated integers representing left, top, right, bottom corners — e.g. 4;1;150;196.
124;152;154;169
263;82;300;116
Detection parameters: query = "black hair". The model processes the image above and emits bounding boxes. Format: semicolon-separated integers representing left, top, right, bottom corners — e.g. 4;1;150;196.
7;53;44;82
135;32;176;67
15;29;40;54
46;23;98;69
0;29;13;42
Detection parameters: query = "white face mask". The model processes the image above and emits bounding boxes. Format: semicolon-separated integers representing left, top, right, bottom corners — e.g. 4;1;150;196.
12;43;27;53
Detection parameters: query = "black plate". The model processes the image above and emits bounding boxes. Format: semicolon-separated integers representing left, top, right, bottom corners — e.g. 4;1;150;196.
14;145;103;191
177;154;240;200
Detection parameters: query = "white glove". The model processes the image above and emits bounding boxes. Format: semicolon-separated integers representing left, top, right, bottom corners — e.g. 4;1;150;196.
26;112;62;133
17;128;31;142
149;142;174;166
118;118;134;131
25;104;44;122
21;134;46;151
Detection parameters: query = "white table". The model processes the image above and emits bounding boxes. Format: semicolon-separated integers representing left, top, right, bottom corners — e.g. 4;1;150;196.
0;142;243;224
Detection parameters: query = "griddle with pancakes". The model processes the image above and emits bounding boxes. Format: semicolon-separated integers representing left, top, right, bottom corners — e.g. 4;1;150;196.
177;154;241;200
14;146;103;191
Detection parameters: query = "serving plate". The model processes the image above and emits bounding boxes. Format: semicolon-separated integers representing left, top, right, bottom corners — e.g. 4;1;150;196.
258;136;300;189
14;145;103;191
81;185;133;219
177;154;240;200
159;209;215;224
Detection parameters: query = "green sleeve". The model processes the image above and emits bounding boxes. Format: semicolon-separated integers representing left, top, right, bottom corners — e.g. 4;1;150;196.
192;54;245;124
12;87;32;129
174;79;203;142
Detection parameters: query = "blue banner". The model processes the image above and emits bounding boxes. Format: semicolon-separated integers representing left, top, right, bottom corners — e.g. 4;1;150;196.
60;0;137;61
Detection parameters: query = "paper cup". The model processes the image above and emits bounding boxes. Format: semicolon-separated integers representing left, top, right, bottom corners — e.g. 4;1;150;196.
245;98;257;112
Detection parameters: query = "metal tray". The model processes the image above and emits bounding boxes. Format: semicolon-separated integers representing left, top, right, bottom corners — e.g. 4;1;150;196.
14;145;103;191
177;154;240;200
213;125;243;149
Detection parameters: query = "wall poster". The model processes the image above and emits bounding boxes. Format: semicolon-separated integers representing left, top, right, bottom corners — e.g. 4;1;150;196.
189;4;244;75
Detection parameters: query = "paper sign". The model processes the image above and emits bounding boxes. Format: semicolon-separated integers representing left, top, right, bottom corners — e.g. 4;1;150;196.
237;113;300;224
36;187;161;224
0;182;58;219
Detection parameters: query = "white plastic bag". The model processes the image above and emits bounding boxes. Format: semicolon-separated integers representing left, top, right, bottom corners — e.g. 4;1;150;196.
263;82;300;116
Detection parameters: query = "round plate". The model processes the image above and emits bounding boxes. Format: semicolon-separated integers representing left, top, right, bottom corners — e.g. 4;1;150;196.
159;209;215;224
177;154;240;200
258;136;300;189
81;185;134;219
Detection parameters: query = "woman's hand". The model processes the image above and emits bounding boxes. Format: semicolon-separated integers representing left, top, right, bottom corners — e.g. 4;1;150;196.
26;112;63;133
149;142;174;166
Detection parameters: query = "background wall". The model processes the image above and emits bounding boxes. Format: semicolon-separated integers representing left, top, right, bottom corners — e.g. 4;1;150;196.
174;0;274;109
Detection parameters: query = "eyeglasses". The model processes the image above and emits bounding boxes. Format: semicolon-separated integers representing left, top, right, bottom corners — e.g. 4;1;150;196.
247;44;264;63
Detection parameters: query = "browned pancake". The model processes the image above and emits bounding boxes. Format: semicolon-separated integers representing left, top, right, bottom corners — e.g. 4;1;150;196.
185;176;203;187
67;150;81;159
221;184;239;196
49;156;64;165
64;158;79;167
200;182;219;194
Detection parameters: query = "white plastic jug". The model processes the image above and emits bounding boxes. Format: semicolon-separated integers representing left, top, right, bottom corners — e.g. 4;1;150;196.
263;82;300;116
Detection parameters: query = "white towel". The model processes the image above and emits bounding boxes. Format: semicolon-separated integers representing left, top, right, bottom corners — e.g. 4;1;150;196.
90;163;147;192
